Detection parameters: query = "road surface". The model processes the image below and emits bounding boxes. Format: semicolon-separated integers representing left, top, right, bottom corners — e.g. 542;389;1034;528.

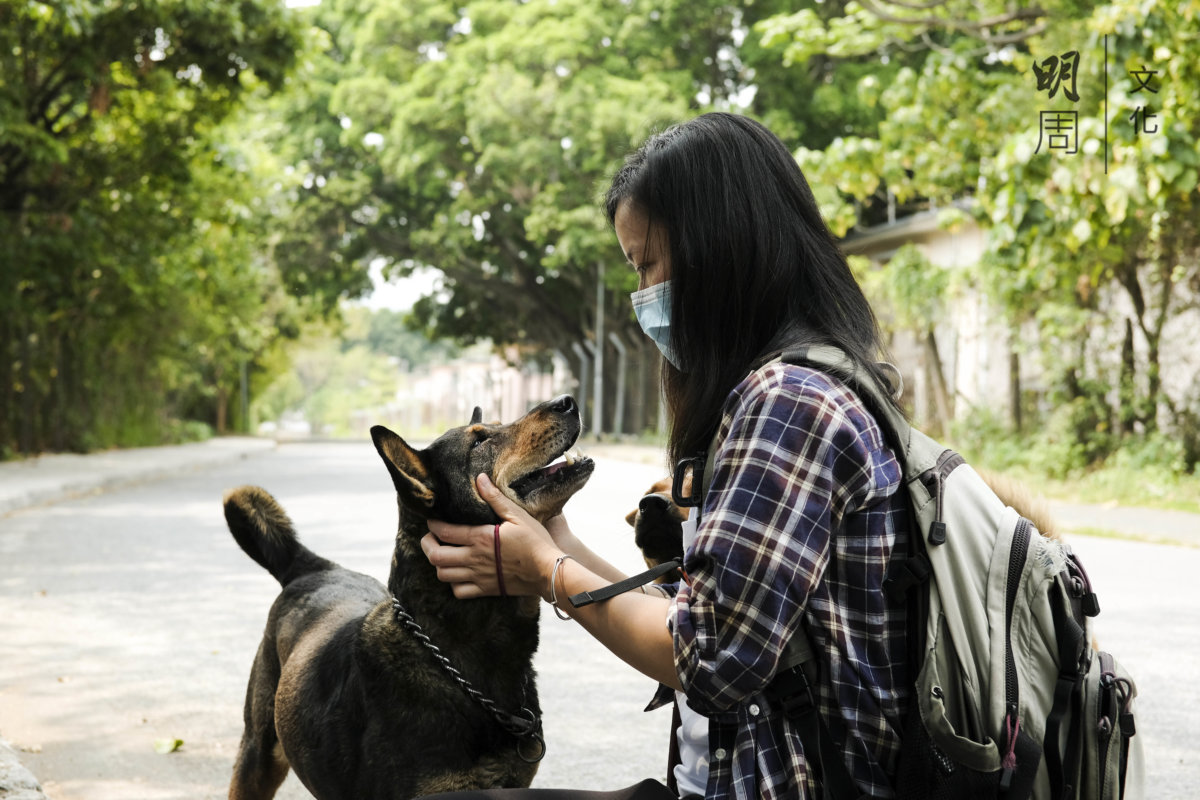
0;441;1196;798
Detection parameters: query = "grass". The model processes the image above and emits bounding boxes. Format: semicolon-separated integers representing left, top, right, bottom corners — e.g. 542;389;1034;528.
985;460;1200;513
1067;525;1198;549
945;414;1200;514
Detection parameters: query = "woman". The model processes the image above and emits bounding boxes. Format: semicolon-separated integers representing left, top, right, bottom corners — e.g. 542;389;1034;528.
423;112;911;799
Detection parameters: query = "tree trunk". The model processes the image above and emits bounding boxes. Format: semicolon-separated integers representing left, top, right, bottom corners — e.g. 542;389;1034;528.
924;327;953;432
215;364;228;434
1144;342;1160;434
19;319;36;454
0;314;12;454
216;388;228;434
1009;348;1022;433
1119;318;1136;436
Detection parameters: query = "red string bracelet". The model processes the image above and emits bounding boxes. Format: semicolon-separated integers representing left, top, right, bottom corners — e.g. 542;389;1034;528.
493;523;508;597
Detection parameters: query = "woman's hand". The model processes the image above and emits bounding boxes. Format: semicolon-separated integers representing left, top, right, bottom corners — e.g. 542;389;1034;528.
422;473;561;600
424;473;682;688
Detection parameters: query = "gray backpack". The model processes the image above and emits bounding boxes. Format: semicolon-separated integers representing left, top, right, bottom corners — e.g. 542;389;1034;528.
687;346;1144;800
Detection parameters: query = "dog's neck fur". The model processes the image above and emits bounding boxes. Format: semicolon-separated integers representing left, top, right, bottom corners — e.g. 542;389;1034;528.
386;502;540;648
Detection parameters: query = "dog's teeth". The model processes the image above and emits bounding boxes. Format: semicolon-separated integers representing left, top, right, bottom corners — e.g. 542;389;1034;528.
565;450;576;466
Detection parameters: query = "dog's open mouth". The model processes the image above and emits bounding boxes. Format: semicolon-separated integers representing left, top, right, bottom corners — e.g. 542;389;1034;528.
509;446;594;501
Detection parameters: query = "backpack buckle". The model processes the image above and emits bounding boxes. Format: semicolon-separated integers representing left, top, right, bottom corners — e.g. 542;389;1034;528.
883;554;932;603
765;663;816;720
672;456;705;508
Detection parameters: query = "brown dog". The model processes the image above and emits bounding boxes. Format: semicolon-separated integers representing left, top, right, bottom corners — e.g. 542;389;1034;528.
224;396;593;800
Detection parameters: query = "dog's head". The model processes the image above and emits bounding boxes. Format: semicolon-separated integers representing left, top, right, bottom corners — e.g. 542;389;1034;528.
625;476;687;580
371;394;595;530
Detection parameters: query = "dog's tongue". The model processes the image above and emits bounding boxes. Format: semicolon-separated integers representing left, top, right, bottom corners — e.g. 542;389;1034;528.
541;449;581;477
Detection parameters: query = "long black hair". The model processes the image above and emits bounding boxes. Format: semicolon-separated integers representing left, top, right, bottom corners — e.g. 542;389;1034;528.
605;112;897;466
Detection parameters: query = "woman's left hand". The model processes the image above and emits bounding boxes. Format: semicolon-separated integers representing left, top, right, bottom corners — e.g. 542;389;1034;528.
422;473;562;600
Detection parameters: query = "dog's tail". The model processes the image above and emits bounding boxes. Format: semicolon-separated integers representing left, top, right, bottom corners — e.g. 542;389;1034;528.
223;486;335;586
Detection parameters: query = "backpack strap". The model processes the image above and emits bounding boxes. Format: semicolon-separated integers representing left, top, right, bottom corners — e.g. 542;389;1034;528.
780;346;911;463
767;635;869;800
1044;579;1088;800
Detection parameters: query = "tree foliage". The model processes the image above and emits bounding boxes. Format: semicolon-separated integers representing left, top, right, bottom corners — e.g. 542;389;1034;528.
0;1;304;454
268;0;705;354
9;0;1196;464
759;0;1200;466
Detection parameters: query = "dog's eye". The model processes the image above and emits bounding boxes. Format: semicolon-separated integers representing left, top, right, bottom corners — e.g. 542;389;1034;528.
470;434;489;450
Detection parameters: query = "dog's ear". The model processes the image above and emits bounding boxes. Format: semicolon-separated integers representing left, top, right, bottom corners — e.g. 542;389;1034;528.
370;425;435;509
469;406;483;425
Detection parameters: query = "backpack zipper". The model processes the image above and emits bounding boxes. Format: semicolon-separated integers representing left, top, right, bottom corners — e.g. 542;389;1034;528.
1000;517;1033;790
1097;651;1118;799
927;450;963;546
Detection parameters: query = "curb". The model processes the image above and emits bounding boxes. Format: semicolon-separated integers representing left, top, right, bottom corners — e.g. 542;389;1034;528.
0;437;277;517
0;740;48;800
1049;499;1200;548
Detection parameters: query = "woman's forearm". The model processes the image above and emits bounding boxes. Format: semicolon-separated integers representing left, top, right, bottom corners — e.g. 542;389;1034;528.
545;554;682;691
548;528;633;586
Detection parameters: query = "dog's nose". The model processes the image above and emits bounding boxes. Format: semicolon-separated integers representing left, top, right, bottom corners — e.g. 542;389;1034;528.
548;395;577;415
638;493;671;515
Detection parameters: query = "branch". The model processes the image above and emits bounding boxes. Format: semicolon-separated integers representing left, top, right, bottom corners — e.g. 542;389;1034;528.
979;21;1047;45
881;0;952;10
856;0;1048;37
31;61;78;123
1149;235;1182;343
45;98;90;136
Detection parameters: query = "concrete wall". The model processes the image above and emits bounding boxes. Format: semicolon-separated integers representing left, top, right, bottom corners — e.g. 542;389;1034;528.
842;206;1200;433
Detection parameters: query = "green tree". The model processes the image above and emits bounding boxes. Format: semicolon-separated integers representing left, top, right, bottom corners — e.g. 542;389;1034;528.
257;0;807;433
271;0;699;352
0;1;304;454
981;0;1200;442
757;0;1200;466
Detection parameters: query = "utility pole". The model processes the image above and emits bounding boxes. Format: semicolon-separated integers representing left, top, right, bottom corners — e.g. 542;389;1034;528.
570;342;591;430
608;332;627;435
240;359;250;434
593;262;605;436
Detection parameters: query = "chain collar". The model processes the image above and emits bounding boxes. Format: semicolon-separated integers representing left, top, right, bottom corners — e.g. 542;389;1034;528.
390;597;546;763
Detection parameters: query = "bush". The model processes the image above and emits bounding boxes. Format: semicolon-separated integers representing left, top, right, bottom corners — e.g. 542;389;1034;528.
1176;380;1200;474
948;407;1081;479
947;407;1200;511
949;396;1128;481
165;419;214;445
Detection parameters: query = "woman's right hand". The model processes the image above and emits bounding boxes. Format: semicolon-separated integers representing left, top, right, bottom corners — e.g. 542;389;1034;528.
424;472;562;600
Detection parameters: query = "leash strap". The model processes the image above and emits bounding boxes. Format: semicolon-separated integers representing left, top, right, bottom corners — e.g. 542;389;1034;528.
568;559;683;608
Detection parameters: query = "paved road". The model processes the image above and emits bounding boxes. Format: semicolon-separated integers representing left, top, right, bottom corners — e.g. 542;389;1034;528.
1;440;1197;798
0;442;672;799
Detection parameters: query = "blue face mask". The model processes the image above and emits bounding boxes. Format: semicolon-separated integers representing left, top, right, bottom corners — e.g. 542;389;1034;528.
630;280;682;370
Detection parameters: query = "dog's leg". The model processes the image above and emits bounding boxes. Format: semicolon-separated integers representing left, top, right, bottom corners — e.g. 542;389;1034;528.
229;639;290;800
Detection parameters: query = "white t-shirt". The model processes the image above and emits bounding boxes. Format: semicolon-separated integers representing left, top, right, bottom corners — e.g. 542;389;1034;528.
673;510;710;796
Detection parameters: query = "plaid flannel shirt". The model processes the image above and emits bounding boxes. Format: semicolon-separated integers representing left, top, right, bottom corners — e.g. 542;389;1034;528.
651;362;910;799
